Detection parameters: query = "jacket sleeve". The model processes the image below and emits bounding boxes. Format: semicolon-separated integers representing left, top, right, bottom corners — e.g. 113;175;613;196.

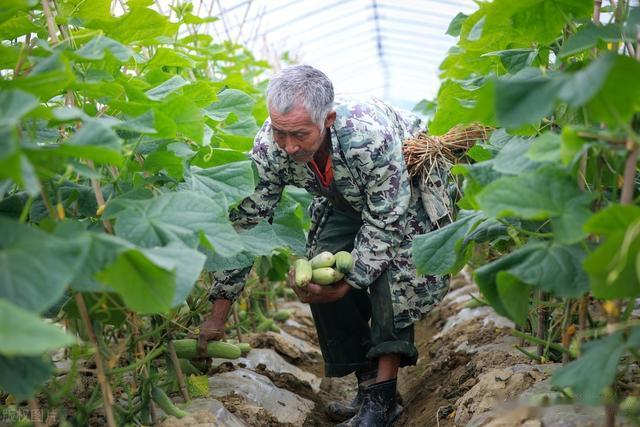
343;123;411;290
209;124;286;301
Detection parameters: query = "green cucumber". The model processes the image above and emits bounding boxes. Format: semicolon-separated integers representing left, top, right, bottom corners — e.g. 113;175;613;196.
151;386;187;419
294;258;313;287
310;251;335;269
334;251;354;274
172;339;241;359
236;342;252;355
273;309;291;322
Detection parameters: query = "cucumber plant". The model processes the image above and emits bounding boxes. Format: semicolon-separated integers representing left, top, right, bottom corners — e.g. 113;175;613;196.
413;0;640;422
0;0;308;424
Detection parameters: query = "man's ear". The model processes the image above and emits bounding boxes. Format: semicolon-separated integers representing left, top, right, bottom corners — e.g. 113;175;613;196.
324;111;336;129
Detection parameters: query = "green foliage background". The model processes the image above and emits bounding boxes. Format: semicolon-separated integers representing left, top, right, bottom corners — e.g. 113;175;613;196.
413;0;640;409
0;0;308;420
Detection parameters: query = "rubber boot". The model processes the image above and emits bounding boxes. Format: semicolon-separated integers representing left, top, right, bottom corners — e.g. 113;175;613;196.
325;370;377;422
337;378;403;427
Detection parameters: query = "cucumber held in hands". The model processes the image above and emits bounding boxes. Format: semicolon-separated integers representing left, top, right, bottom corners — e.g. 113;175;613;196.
295;251;354;286
311;267;344;285
294;258;313;287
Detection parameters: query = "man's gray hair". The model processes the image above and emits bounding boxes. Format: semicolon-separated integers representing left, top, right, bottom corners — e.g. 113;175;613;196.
266;65;334;129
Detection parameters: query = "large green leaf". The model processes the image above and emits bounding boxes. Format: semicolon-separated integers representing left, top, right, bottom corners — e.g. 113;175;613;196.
182;81;218;107
143;242;206;306
74;35;140;63
585;219;640;300
0;355;53;400
57;118;123;165
272;192;307;255
0;299;76;356
527;132;561;163
145;75;189;101
0;11;40;39
470;0;591;47
203;89;255;121
505;242;589;297
148;48;194;69
412;212;483;275
559;22;622;58
482;48;539;73
496;54;640;128
0;90;39;127
475;245;536;325
111;191;244;256
179;161;255;206
552;332;625;405
495;272;530;327
3;54;75;100
101;7;178;43
157;95;204;144
57;0;111;22
584;204;640;236
586;54;640;126
65;231;135;292
96;248;175;314
206;193;308;271
430;78;496;135
0;217;86;313
491;137;540;175
476;166;592;244
495;67;563;129
446;12;469;37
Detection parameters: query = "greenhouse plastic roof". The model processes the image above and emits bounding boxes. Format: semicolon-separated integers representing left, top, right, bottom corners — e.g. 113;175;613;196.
196;0;478;110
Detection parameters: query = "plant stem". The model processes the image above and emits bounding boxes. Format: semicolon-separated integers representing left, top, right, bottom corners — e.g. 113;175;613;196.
233;303;243;343
620;141;639;204
561;300;574;364
579;294;589;344
75;294;116;427
514;345;542;363
537;291;549;357
511;329;573;356
41;0;59;43
605;404;616;427
107;346;164;375
167;340;190;402
14;33;31;77
86;160;114;233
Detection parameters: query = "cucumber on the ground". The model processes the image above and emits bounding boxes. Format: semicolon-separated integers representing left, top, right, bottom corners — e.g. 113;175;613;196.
273;309;291;322
172;339;241;360
255;318;281;333
236;342;252;355
151;386;187;419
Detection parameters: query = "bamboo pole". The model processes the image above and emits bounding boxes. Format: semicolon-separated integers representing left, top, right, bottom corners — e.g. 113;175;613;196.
536;291;549;358
167;340;191;402
75;294;116;427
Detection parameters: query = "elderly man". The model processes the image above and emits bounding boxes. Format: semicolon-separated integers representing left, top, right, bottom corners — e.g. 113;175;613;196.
199;65;449;426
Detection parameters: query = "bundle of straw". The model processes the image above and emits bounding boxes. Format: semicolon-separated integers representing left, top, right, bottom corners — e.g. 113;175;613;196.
403;124;493;177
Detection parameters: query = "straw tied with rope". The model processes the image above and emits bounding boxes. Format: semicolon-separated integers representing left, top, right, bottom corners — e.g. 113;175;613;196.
402;124;493;226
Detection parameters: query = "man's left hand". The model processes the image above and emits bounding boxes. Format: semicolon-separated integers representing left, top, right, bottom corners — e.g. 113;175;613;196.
288;268;351;303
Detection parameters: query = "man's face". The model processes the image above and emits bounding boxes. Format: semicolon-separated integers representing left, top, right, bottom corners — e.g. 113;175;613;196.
269;105;333;163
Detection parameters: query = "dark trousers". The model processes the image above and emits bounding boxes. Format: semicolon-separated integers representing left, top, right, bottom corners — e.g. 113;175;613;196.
309;207;418;377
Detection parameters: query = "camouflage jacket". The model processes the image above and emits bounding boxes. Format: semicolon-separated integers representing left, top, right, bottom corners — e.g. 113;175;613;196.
211;97;450;328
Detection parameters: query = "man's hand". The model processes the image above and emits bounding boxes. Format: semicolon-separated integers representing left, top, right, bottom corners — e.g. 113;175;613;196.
287;268;351;303
197;299;231;357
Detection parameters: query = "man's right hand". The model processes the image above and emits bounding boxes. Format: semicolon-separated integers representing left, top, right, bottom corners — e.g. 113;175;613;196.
197;299;232;357
287;268;351;304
